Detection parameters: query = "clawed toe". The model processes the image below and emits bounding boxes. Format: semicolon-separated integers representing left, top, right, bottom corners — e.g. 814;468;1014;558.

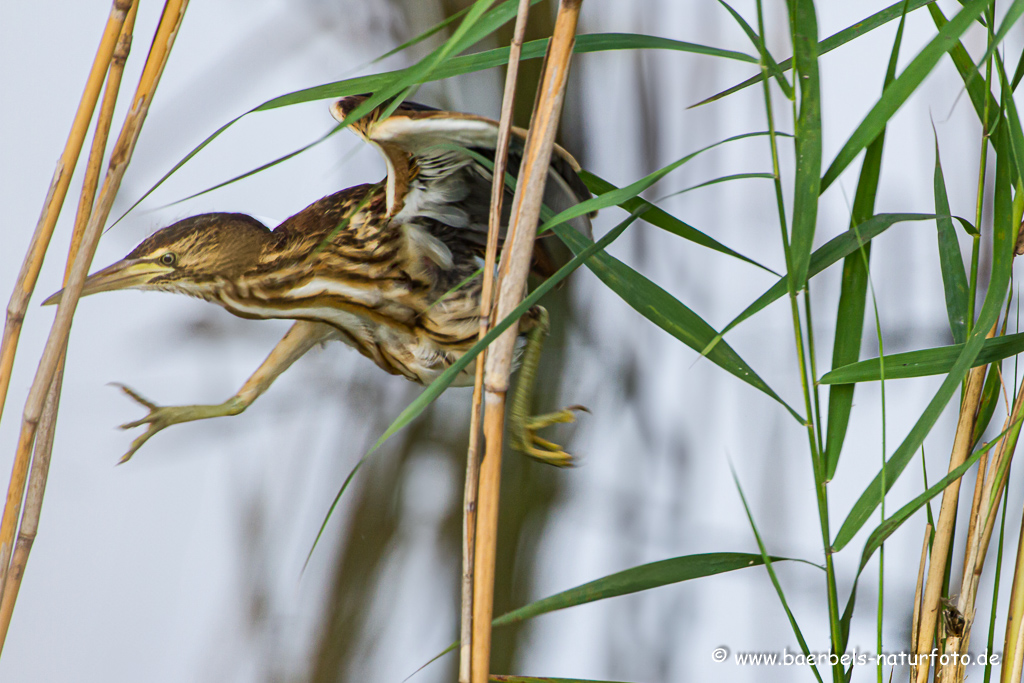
109;385;247;463
110;384;176;464
512;405;588;467
110;383;158;411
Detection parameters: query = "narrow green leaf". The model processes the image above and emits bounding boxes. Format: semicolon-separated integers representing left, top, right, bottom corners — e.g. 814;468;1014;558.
821;0;994;192
1012;44;1024;91
973;363;1003;442
122;0;513;218
492;553;788;628
581;171;776;274
491;677;633;683
787;0;822;291
692;0;937;107
821;331;1024;384
269;32;757;112
865;422;1013;568
260;33;759;111
656;172;776;199
127;33;757;218
933;131;970;343
708;214;937;354
717;0;794;99
972;0;1024;83
404;641;459;683
833;116;1015;553
554;225;804;422
367;3;474;66
838;437;995;652
824;4;908;481
997;56;1024;188
731;463;823;683
538;132;780;237
927;4;999;134
308;212;645;559
413;551;803;680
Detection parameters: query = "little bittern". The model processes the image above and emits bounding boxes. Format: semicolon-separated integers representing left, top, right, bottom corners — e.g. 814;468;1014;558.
46;96;592;464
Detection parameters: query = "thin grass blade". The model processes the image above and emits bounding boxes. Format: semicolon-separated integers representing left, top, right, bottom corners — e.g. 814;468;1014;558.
126;32;759;218
833;119;1015;553
307;212;645;560
492;553;790;628
692;0;936;107
927;4;999;133
707;214;937;356
554;224;804;422
490;677;635;682
821;0;994;192
787;0;822;291
933;131;970;343
824;3;908;481
838;433;999;655
717;0;793;99
821;332;1024;384
581;171;775;273
731;463;823;683
656;172;775;199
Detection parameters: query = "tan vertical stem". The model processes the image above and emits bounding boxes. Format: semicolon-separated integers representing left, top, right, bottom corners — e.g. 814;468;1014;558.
0;3;138;654
960;452;988;584
0;0;188;624
912;524;932;656
0;0;131;431
470;3;582;682
1002;508;1024;683
0;1;131;595
913;362;987;683
460;1;531;681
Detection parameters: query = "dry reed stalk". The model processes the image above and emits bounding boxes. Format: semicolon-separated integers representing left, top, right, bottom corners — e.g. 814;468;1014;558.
1003;512;1024;683
0;3;139;655
961;451;988;583
935;375;1024;678
0;0;188;645
0;2;133;593
0;0;133;431
913;361;988;683
470;2;582;682
460;1;531;681
912;523;932;656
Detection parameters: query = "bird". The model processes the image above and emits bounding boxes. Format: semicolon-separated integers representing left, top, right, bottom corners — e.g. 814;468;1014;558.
45;95;593;465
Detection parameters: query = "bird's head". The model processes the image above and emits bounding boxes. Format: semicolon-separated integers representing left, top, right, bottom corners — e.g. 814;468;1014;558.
43;213;271;306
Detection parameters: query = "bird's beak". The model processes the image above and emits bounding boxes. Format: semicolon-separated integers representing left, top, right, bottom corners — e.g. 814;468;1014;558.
42;258;171;306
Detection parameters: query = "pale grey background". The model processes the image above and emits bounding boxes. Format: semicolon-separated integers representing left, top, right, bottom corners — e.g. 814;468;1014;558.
0;1;1017;681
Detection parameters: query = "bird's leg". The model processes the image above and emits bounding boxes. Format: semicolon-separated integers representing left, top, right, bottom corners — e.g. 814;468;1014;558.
508;306;586;467
116;321;336;463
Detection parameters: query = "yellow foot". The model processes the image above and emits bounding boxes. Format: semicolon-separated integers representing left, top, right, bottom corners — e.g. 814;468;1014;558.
510;405;588;467
113;384;243;464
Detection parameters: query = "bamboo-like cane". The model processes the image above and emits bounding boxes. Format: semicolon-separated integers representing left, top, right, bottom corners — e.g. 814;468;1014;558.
1002;511;1024;683
470;3;582;682
911;523;932;656
0;0;133;600
913;360;988;683
0;0;133;431
0;6;133;583
927;369;1024;682
0;0;189;639
0;2;139;655
460;2;531;681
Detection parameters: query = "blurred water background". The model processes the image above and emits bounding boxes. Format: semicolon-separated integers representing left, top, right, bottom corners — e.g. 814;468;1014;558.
1;1;1020;681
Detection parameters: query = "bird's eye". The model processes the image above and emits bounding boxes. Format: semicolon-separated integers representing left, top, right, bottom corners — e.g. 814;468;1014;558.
159;253;177;266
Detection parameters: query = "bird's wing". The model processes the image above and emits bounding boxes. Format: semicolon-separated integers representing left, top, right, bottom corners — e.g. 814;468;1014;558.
331;95;593;251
